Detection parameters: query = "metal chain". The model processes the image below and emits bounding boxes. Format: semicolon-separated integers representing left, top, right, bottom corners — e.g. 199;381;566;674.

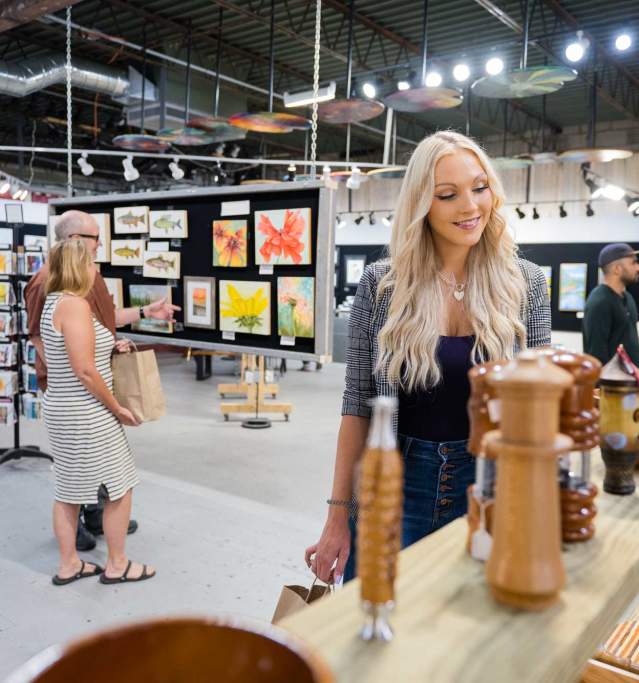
309;0;321;178
66;6;73;196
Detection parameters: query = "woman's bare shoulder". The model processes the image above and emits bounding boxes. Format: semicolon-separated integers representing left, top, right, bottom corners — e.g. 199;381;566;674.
56;294;91;317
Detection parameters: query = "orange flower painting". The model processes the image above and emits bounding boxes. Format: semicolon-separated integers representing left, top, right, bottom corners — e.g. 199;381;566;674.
212;220;247;267
254;208;311;265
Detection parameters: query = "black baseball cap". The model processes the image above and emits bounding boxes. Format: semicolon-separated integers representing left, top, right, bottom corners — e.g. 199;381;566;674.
598;243;639;268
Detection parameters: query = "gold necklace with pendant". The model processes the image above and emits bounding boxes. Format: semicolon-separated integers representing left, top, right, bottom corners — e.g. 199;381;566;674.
438;271;466;302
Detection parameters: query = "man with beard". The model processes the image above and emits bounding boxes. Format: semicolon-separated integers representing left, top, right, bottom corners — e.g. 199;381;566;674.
583;243;639;366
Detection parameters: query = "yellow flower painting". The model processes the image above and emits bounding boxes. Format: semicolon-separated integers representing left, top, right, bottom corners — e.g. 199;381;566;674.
213;220;247;267
219;280;271;335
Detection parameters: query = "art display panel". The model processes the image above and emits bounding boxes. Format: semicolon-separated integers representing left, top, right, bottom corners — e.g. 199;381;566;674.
90;213;111;263
254;208;312;265
183;276;216;329
277;277;314;338
103;277;124;309
149;210;188;239
212;220;247;267
129;284;173;334
219;280;270;336
111;239;145;266
143;251;181;279
558;263;587;312
113;206;149;234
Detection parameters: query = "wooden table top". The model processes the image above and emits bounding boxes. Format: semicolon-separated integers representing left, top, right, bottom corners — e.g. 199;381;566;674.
282;459;639;683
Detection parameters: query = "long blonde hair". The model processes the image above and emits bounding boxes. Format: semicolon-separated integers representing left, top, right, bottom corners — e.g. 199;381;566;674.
44;239;93;298
376;131;527;391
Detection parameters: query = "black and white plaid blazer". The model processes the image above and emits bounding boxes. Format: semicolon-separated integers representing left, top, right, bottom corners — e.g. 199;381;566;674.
341;257;551;434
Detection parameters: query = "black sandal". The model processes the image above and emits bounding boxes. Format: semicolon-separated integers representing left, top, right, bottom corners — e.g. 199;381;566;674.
52;560;104;586
99;560;155;584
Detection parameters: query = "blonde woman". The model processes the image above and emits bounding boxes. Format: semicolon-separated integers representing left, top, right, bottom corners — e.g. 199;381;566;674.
305;131;550;584
42;240;155;585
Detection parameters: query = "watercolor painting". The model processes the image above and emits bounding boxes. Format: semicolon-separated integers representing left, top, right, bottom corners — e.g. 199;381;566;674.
89;213;111;263
212;219;247;267
277;277;314;338
539;265;552;300
254;208;311;265
103;277;124;309
183;276;216;329
129;284;173;334
558;263;587;312
143;250;181;279
0;282;13;306
149;210;188;239
113;206;149;234
345;255;366;286
219;280;270;336
111;239;145;266
23;234;47;252
25;253;45;275
0;250;14;274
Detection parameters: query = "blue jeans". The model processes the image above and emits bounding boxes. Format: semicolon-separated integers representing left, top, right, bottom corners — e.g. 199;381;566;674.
343;435;475;582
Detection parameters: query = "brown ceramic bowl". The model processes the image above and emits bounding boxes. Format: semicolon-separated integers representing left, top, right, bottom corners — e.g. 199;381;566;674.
6;617;334;683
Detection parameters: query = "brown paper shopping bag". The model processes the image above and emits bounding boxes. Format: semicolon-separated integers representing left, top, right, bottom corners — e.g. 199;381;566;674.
112;348;166;422
271;578;332;624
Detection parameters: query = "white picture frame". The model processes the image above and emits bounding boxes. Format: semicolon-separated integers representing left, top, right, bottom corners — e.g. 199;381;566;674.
142;250;180;279
183;276;216;329
149;210;188;239
113;206;149;234
345;255;366;286
90;213;111;262
111;239;145;266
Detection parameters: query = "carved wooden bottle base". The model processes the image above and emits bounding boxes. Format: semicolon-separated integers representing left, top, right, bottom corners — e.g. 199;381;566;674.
560;483;597;542
490;585;560;611
466;484;494;553
601;448;638;495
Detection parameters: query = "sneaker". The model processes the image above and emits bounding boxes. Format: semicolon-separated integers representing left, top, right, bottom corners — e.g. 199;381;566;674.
76;522;97;552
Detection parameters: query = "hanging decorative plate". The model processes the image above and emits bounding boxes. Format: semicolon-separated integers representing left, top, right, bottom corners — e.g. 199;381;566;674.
187;116;248;141
112;134;171;152
558;148;634;163
471;66;578;99
515;152;558;164
317;98;385;124
491;156;534;169
366;166;406;179
382;87;463;112
156;127;216;145
228;112;310;133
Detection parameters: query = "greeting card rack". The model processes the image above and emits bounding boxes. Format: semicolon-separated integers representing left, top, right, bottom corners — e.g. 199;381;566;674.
0;220;52;467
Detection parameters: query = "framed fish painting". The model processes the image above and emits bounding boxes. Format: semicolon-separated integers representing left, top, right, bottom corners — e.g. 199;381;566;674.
212;219;247;267
90;213;111;262
277;276;314;338
111;239;145;266
254;208;312;265
113;206;149;234
183;276;216;329
129;284;173;334
149;210;188;239
219;280;270;335
103;277;124;309
142;250;181;279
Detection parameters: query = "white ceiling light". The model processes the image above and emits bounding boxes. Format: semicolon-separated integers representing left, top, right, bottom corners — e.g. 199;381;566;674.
425;71;442;87
485;57;504;76
592;183;625;200
78;152;94;177
322;165;331;181
362;82;377;99
453;63;471;82
122;155;140;182
382;214;393;227
168;158;184;181
397;80;411;91
627;200;639;213
283;80;336;107
11;188;21;199
336;216;347;229
19;189;29;200
615;33;632;51
346;166;362;190
0;182;9;194
566;31;589;62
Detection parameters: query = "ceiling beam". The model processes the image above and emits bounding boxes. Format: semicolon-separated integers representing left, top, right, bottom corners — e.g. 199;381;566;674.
0;0;83;32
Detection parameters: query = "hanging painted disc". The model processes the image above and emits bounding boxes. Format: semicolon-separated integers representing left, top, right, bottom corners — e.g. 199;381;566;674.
366;166;406;179
558;148;634;163
515;152;558;164
112;134;171;152
491;156;534;169
317;98;384;124
156;127;216;145
382;87;463;112
187;115;248;141
471;66;578;99
228;112;310;132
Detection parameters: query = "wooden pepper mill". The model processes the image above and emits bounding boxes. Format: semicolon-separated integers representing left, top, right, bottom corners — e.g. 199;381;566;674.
357;396;403;642
466;361;506;558
599;351;639;495
484;351;574;611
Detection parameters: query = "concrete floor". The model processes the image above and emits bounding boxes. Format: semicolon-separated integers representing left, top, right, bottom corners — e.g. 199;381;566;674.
0;355;342;680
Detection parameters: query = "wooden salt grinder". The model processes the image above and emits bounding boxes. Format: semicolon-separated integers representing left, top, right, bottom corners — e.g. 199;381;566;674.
484;351;574;611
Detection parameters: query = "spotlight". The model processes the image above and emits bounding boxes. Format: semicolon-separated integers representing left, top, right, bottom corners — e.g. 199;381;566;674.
515;206;526;219
346;166;362;190
615;33;632;51
0;182;10;194
168;158;184;181
11;188;21;199
559;204;568;218
532;207;540;220
362;82;376;98
586;202;595;217
627;199;639;213
215;143;225;156
453;63;471;82
77;152;94;177
425;71;442;87
354;214;365;225
369;211;376;225
397;80;411;91
322;165;331;181
122;155;140;182
382;213;393;227
286;164;296;181
584;177;599;194
336;216;347;229
485;57;504;76
229;144;240;158
601;183;626;200
566;31;589;62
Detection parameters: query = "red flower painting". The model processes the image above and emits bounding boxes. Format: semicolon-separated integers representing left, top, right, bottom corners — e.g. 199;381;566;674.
256;208;311;265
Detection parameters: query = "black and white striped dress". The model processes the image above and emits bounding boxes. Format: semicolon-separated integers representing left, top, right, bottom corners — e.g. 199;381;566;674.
41;292;138;504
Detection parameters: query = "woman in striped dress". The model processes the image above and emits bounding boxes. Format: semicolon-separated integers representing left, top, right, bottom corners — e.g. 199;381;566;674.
42;240;155;585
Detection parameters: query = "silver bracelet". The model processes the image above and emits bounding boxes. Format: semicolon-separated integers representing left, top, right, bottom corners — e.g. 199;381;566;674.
326;498;353;509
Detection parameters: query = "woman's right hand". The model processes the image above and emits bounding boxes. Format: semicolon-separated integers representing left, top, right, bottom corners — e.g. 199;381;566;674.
304;511;351;584
116;406;141;426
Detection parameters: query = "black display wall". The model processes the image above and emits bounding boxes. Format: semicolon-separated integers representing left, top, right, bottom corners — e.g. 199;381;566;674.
335;244;387;306
518;242;639;333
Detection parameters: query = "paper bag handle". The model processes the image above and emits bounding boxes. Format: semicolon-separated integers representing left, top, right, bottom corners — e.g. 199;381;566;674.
305;576;334;602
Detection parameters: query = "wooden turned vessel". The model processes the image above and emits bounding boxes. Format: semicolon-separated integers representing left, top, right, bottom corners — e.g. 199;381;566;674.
6;617;335;683
599;355;639;495
484;351;574;611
